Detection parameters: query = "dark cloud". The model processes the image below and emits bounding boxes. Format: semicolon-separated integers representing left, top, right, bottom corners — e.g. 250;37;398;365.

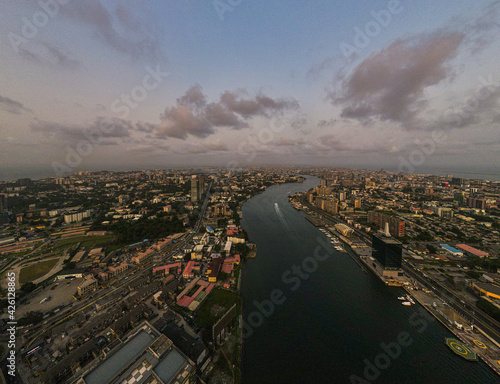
19;43;81;70
61;1;163;61
316;135;399;154
331;31;464;128
220;90;299;118
31;117;134;144
157;86;299;139
317;118;337;128
0;95;32;115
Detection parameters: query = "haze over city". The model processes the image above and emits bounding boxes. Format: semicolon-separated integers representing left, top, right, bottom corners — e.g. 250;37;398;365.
2;3;500;384
1;1;499;180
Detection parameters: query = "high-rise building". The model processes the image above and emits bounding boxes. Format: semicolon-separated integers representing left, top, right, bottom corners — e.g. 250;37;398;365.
190;175;199;202
351;197;362;209
454;192;465;206
467;197;486;210
0;194;8;225
0;194;6;213
367;212;405;237
372;233;403;270
190;175;206;202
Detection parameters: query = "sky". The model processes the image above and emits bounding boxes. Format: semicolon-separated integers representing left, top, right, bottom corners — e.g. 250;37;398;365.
0;0;499;179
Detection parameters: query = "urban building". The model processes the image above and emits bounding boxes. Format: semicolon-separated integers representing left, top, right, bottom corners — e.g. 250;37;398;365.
467;197;487;210
367;212;406;237
73;322;195;384
371;233;403;279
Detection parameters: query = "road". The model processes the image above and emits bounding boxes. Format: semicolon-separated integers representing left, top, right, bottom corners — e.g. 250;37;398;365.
301;196;500;344
404;264;500;344
23;181;213;350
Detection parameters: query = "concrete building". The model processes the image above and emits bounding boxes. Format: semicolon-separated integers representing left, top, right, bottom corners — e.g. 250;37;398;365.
77;275;98;296
64;209;91;224
335;224;354;237
73;322;195;384
368;212;406;237
371;233;403;279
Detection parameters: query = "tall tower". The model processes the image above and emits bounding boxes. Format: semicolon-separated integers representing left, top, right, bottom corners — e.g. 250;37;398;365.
190;176;198;203
0;194;6;212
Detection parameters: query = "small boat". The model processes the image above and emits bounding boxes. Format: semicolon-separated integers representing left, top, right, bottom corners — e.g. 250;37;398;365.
402;301;412;306
398;296;406;300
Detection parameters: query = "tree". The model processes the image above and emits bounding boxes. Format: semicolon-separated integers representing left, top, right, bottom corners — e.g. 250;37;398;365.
21;282;36;294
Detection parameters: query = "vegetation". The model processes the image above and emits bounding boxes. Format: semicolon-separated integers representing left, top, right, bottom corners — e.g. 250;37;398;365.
18;311;43;326
19;258;59;284
93;214;184;245
476;298;500;322
196;288;241;329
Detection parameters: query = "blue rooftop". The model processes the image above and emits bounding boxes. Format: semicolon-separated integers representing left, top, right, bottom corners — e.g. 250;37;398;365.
441;244;462;253
153;349;187;383
83;330;154;384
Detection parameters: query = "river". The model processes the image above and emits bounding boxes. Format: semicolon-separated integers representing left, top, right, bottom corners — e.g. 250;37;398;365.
240;176;499;383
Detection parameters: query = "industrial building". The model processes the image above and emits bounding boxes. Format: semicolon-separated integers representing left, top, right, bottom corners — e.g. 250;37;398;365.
73;321;195;384
472;282;500;300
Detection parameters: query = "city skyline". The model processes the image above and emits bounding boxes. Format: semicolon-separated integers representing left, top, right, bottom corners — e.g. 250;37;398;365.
1;1;500;179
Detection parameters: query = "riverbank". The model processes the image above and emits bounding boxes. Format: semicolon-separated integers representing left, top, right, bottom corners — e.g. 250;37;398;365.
405;286;500;375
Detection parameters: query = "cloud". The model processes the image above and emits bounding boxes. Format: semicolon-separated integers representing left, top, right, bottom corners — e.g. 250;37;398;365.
19;43;81;70
316;134;400;154
220;90;299;118
171;140;228;155
330;30;464;129
157;85;299;139
31;116;135;144
0;95;32;115
60;1;163;61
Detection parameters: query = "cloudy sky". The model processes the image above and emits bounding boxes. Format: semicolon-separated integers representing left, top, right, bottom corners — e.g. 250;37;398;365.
1;0;499;179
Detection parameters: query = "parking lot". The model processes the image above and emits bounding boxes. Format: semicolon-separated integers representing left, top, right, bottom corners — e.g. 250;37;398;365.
16;278;82;318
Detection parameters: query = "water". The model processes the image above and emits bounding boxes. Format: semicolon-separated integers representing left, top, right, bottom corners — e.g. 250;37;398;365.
240;177;499;384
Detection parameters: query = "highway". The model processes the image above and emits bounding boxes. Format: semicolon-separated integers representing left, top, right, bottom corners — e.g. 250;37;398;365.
403;264;500;344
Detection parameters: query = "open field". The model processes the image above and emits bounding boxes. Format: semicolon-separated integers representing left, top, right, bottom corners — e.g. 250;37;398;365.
52;234;115;251
196;287;241;328
19;258;59;284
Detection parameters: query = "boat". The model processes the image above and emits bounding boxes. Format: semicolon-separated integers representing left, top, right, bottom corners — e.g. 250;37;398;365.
398;296;406;300
402;302;412;306
445;338;477;361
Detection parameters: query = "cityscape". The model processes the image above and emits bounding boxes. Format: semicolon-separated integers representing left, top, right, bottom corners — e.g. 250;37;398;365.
1;1;500;384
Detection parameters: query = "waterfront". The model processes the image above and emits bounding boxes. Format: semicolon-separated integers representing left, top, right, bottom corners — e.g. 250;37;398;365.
240;177;499;383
